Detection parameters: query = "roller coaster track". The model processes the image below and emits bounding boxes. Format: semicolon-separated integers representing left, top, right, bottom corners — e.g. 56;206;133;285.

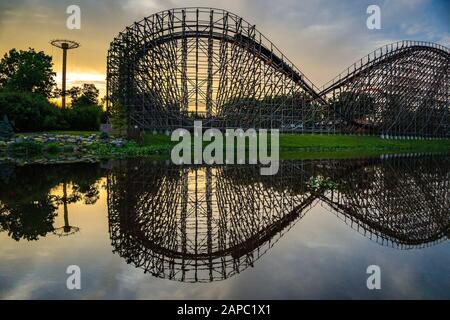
134;31;322;101
107;7;449;136
107;7;327;131
319;40;450;95
318;40;449;136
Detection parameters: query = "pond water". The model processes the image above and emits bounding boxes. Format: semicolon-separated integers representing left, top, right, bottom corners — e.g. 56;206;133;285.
0;155;449;299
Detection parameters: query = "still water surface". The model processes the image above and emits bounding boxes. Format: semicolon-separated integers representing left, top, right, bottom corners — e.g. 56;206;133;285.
0;155;449;299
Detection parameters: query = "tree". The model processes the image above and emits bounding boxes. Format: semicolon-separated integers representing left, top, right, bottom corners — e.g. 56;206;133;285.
67;86;81;101
66;104;104;130
70;83;99;106
0;115;14;140
110;101;127;136
0;90;61;132
331;91;376;121
0;48;56;98
65;83;103;130
0;162;102;241
0;198;57;241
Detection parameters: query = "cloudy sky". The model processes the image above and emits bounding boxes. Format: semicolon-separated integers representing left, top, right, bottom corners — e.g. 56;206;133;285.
0;0;449;96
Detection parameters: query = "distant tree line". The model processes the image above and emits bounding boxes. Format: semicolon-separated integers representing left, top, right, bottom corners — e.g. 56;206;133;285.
0;48;105;133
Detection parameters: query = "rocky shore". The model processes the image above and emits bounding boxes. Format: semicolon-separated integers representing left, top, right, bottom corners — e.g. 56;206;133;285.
0;133;129;164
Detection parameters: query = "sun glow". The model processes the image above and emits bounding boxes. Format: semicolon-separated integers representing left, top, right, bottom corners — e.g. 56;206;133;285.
50;72;106;107
53;71;106;96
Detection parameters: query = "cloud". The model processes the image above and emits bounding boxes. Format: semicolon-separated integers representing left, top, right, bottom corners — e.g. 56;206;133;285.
0;0;448;94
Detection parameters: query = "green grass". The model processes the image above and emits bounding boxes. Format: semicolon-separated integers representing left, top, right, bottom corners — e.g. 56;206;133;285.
18;131;450;153
19;130;99;137
4;132;449;161
142;133;174;146
93;141;172;158
278;134;450;152
142;132;450;152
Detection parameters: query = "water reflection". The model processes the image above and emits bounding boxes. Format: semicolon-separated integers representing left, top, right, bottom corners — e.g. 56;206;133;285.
106;155;450;282
0;163;103;241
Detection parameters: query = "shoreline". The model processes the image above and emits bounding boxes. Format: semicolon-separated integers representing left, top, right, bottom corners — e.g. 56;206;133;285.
1;131;449;164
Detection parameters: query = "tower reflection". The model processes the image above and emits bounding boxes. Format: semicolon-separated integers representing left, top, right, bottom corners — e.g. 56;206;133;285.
107;155;450;282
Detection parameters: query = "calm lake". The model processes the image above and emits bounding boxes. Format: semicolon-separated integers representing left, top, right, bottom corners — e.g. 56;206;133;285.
0;155;449;299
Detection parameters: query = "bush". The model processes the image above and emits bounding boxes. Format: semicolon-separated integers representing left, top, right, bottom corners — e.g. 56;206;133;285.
8;141;42;156
65;104;104;131
0;115;14;140
0;89;105;132
110;102;127;137
0;90;61;132
99;131;109;140
62;145;74;153
44;143;60;154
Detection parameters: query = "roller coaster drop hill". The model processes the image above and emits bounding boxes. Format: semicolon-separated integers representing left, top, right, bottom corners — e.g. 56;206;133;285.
106;7;450;138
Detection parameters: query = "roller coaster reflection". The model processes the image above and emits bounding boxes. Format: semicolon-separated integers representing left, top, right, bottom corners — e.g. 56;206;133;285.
107;155;450;282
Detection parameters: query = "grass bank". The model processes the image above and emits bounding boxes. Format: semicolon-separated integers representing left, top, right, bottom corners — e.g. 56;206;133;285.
105;132;450;159
143;133;450;156
2;131;449;162
16;130;100;138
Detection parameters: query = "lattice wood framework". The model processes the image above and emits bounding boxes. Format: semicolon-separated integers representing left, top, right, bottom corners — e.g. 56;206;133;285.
107;156;450;282
321;155;450;249
107;7;324;132
107;8;449;137
320;41;450;137
107;160;319;282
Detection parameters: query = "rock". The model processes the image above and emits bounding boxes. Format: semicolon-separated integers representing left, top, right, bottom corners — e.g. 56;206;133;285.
111;139;124;147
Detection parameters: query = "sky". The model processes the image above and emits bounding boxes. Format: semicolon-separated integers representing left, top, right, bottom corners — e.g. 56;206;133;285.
0;0;449;98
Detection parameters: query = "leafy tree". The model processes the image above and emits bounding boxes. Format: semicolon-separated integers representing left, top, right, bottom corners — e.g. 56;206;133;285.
70;83;99;106
0;198;57;241
0;162;102;241
62;83;104;130
66;104;104;130
330;91;376;121
0;90;61;131
0;48;56;98
67;86;81;101
110;101;127;136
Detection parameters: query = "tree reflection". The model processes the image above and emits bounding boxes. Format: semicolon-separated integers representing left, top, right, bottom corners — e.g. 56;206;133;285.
0;196;57;241
0;162;103;241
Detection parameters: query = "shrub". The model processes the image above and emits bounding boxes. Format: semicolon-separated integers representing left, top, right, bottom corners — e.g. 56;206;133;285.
0;90;61;132
44;143;60;154
8;141;42;156
62;145;74;153
0;89;105;133
110;102;127;137
0;115;14;140
99;131;109;140
66;104;104;131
